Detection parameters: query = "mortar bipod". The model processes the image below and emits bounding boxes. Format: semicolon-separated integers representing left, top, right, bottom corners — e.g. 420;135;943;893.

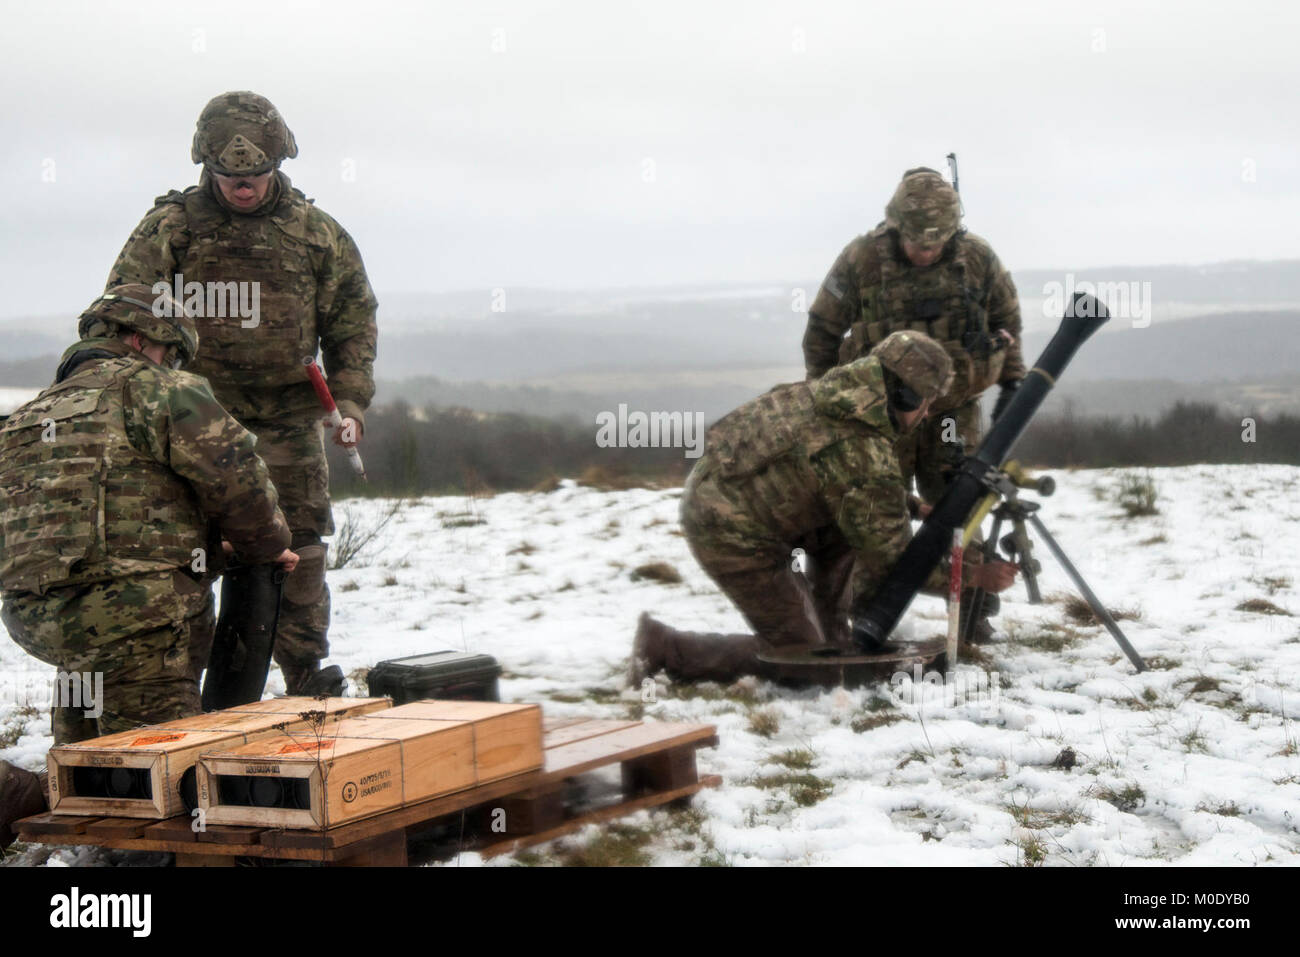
959;461;1146;673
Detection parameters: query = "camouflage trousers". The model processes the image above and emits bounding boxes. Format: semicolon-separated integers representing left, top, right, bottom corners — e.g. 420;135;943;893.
1;570;215;745
240;413;333;694
674;485;857;682
896;399;981;506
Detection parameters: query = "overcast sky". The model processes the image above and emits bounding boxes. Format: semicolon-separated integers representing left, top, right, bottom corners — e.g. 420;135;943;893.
1;0;1296;319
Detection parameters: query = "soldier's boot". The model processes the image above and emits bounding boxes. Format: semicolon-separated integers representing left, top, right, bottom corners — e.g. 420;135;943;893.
960;592;1001;645
629;613;763;685
0;761;47;850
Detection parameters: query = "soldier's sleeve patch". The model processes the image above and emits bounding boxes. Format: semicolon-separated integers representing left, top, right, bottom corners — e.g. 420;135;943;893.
823;276;846;301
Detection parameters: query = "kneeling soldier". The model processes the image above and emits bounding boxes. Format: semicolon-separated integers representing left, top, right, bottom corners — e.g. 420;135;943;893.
631;331;1016;685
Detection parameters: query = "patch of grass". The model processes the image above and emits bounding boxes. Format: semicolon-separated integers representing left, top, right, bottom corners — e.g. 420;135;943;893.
1011;833;1048;866
442;516;487;529
547;692;586;704
768;748;815;771
1088;781;1146;813
1181;675;1222;695
1137;534;1168;546
630;562;683;585
897;749;931;769
1061;594;1142;626
1180;724;1210;753
747;707;780;738
751;770;834;807
1196;801;1240;817
670;681;758;706
666;806;729;866
1007;620;1088;653
1143;655;1181;671
851;712;904;734
576;466;668;492
0;717;27;749
552;824;655;867
1251;575;1291;596
509;850;547;866
507;541;538;556
381;574;399;587
530;475;562;494
339;581;360;593
1116;471;1160;517
1007;799;1091;830
1236;598;1291;616
580;686;623;705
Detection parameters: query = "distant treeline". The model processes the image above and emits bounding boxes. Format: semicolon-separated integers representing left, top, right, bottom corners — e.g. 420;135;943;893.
328;399;1298;498
326;401;689;498
1011;401;1295;469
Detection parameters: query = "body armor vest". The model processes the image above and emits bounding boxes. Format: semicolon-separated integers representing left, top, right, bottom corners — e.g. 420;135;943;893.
160;182;325;394
837;230;1006;411
0;357;207;595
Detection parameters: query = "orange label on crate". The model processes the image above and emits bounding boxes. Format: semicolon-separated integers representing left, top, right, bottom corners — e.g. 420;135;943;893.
278;740;336;755
131;733;186;746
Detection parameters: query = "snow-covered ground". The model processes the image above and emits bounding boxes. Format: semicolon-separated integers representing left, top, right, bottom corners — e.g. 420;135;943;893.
3;465;1298;866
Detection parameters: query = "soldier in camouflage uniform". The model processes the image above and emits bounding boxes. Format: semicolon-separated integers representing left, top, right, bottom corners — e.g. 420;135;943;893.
803;168;1027;640
104;91;378;694
0;286;296;745
630;332;1017;685
803;167;1026;507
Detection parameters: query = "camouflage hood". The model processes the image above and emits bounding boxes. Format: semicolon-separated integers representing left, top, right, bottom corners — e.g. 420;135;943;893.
810;354;895;436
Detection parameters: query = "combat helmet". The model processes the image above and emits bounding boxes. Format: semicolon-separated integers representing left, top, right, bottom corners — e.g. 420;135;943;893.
873;330;954;409
78;284;199;368
191;91;298;176
884;167;961;248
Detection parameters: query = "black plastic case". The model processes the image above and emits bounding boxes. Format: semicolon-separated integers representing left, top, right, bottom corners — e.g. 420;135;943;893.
366;650;502;704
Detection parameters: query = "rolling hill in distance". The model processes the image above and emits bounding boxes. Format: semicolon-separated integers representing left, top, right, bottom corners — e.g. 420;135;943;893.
2;259;1298;420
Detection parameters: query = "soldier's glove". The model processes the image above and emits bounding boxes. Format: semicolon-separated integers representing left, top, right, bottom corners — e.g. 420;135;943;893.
991;379;1022;422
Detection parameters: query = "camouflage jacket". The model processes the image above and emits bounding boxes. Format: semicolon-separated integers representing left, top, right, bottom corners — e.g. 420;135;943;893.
0;337;291;598
683;355;948;599
803;226;1025;409
105;171;377;427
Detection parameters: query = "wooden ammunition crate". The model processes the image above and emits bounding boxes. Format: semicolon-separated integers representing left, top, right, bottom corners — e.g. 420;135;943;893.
48;697;391;819
198;701;543;829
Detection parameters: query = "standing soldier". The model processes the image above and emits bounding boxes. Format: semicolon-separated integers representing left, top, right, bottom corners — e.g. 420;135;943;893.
630;332;1017;685
105;91;378;694
802;167;1026;639
0;286;297;745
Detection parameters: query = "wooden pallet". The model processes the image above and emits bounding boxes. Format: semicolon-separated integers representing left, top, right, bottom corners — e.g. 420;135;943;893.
16;717;719;866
